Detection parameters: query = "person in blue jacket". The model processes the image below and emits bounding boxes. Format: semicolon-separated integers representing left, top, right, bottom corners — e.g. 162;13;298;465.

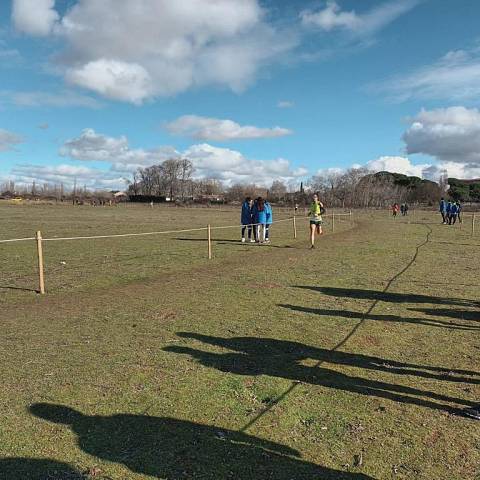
240;197;254;243
439;198;447;224
456;201;463;223
445;201;452;224
252;197;267;243
449;202;458;225
264;200;273;243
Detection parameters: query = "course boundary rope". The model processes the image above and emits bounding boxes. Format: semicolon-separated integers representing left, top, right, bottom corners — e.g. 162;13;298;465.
0;213;352;244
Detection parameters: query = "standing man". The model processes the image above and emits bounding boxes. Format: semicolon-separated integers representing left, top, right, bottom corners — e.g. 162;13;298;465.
439;198;447;224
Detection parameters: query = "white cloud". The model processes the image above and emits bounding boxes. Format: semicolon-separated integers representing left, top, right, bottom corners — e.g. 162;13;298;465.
372;47;480;102
22;0;296;103
277;100;295;108
65;60;153;105
183;143;304;186
165;115;292;141
300;0;419;36
10;163;126;189
403;107;480;164
0;129;24;152
361;155;480;181
59;128;306;187
12;0;59;36
365;156;428;177
60;129;177;169
1;90;103;109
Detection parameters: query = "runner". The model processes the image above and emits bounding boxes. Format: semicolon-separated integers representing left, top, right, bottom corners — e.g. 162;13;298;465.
308;193;324;249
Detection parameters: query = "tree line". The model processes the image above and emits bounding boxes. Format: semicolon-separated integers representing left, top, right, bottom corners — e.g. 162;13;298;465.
2;157;452;207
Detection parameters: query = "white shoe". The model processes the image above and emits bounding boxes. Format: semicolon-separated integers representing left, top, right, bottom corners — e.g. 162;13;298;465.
250;239;255;243
241;238;246;243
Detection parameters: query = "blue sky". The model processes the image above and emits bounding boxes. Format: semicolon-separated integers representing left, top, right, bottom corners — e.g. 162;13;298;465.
1;0;480;190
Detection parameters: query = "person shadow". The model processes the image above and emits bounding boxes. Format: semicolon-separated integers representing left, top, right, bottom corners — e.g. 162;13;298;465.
279;304;480;331
0;457;84;479
164;333;478;415
29;403;375;480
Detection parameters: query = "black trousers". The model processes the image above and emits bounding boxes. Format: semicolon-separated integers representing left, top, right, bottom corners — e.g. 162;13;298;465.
241;225;253;239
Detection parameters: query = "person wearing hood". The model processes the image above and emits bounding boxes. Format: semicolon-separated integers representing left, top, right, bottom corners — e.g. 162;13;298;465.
240;197;254;243
264;200;273;243
252;197;267;243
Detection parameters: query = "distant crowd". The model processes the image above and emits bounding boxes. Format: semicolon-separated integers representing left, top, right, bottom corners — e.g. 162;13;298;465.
439;198;462;225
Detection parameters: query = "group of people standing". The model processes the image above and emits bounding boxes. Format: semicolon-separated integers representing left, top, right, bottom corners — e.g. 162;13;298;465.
391;203;409;217
241;193;325;249
241;197;273;244
439;198;462;225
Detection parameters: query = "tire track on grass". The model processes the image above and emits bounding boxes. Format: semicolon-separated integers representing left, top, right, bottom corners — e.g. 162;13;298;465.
240;223;433;432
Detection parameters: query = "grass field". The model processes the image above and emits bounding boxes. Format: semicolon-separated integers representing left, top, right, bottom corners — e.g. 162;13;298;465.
1;202;479;479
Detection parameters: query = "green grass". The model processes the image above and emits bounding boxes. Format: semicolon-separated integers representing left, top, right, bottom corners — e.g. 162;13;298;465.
1;203;479;479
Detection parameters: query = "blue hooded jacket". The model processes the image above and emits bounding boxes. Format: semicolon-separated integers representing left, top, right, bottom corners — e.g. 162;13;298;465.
450;203;458;215
446;202;452;214
252;201;267;224
439;199;446;213
241;200;253;225
265;201;273;225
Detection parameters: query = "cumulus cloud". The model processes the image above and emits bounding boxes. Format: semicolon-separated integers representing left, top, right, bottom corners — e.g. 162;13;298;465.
0;129;24;152
59;128;306;187
10;163;125;189
65;60;153;105
60;129;178;169
403;107;480;165
372;47;480;102
165;115;292;141
12;0;59;36
1;90;103;109
300;0;419;36
18;0;296;103
365;156;429;177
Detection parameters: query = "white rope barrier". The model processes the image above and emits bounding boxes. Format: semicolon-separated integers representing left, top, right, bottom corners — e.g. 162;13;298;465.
0;213;353;245
0;236;36;244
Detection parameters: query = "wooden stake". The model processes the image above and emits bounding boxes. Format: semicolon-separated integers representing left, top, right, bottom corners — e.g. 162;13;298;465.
472;213;476;237
36;231;45;294
293;216;297;239
207;224;212;259
332;212;335;233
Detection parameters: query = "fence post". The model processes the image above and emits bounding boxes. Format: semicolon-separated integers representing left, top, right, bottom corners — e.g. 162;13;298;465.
472;213;476;237
349;209;352;225
293;216;297;239
35;230;45;295
332;212;335;233
207;224;212;259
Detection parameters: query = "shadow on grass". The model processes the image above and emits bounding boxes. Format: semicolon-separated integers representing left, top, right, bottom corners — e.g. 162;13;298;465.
410;308;480;322
165;333;477;414
0;458;84;479
0;285;38;293
29;404;374;480
295;286;480;308
175;237;294;249
279;304;480;332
